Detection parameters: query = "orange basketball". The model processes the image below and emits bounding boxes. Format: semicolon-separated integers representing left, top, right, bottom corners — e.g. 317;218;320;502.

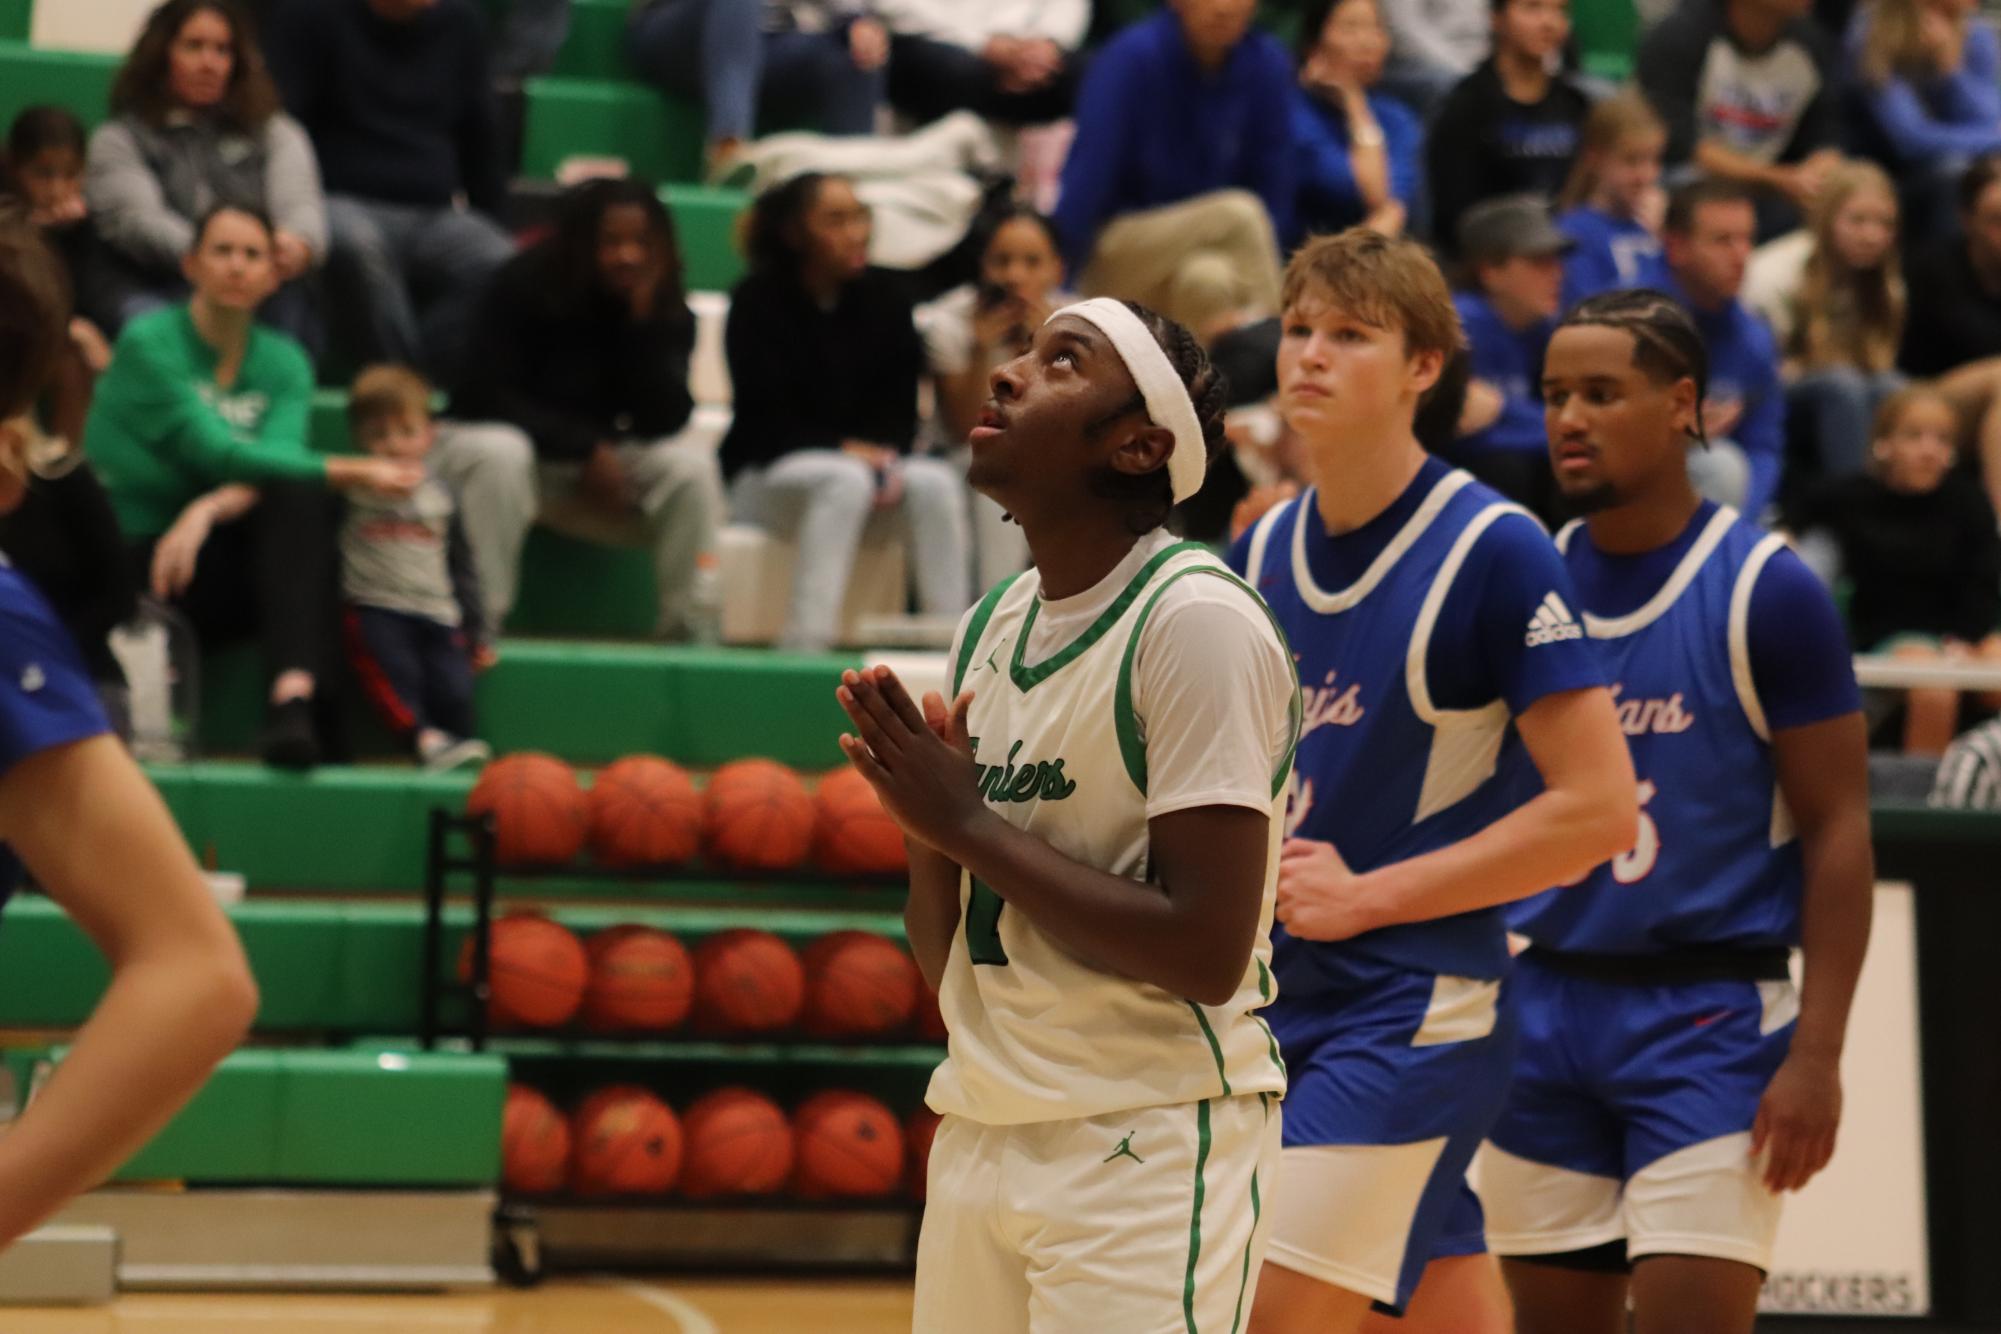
913;985;947;1043
813;768;907;875
571;1086;683;1195
706;759;816;872
791;1089;904;1199
692;928;805;1035
582;926;694;1032
679;1086;795;1199
801;931;920;1039
905;1106;942;1200
467;752;587;866
588;756;704;868
468;913;588;1028
501;1084;571;1194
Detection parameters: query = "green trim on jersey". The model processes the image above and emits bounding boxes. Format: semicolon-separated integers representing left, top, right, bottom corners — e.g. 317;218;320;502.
1228;1094;1271;1334
1008;542;1207;693
953;573;1024;695
1253;960;1285;1081
1183;1098;1214;1334
1188;1002;1232;1096
1111;565;1302;799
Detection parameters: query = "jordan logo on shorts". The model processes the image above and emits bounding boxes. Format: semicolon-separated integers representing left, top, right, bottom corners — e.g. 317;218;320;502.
1103;1132;1145;1164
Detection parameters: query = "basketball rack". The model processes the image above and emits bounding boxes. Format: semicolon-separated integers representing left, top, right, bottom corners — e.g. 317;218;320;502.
416;808;933;1281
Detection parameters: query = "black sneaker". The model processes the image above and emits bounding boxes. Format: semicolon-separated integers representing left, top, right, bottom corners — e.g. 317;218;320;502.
260;697;320;771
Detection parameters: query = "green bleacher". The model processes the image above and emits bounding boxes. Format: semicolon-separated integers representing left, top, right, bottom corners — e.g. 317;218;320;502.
0;40;116;132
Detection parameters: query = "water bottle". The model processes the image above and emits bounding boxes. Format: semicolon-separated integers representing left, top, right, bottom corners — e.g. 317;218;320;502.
690;551;722;646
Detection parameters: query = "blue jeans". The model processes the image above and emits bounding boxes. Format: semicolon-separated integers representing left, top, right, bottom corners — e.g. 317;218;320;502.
323;197;514;382
1789;366;1905;480
627;0;883;143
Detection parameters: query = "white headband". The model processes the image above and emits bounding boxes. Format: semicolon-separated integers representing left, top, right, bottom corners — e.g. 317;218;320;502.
1048;298;1207;504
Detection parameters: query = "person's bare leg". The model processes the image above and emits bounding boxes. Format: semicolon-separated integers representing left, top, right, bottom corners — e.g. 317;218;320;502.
1891;642;1959;753
1974;633;2001;713
1248;1261;1376;1334
1359;1253;1513;1334
1630;1253;1764;1334
1501;1257;1629;1334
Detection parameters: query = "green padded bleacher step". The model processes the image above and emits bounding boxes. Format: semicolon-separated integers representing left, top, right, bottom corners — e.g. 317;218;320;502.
0;0;32;42
0;41;117;134
19;1046;505;1186
522;76;704;185
152;758;900;892
549;0;633;80
662;183;749;292
193;637;863;765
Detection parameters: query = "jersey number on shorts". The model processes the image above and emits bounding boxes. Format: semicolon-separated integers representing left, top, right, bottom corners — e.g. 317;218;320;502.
1612;778;1661;884
966;878;1010;965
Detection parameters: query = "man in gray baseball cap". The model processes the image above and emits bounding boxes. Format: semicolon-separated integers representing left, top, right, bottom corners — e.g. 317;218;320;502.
1449;194;1574;522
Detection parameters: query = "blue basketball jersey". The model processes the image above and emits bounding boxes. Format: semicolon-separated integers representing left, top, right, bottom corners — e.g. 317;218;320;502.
0;558;112;896
1241;467;1583;987
1510;506;1805;954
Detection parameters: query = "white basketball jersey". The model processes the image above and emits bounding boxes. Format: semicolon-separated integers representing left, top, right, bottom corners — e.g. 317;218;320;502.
924;538;1295;1127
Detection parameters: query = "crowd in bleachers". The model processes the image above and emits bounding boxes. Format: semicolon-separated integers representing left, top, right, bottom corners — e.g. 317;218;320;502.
5;0;2001;773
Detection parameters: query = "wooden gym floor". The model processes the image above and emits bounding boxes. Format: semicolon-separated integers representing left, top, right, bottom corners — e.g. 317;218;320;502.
3;1276;916;1334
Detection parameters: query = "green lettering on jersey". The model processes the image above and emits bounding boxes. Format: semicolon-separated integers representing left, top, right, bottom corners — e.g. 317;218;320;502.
972;738;1078;806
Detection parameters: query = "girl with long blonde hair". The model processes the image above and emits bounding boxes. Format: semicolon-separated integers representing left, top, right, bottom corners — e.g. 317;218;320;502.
1555;91;1667;306
1746;160;1907;475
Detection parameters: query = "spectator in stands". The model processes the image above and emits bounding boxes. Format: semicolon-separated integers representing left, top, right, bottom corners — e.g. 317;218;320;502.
1052;0;1293;339
0;431;138;738
1376;0;1488;114
1557;91;1667;307
264;0;513;379
1652;178;1785;516
1792;383;2001;753
916;206;1073;588
440;178;725;641
84;205;421;768
493;0;573;81
3;108;114;446
1292;0;1422;238
1745;159;1905;478
1425;0;1588;258
1850;0;2001;240
340;366;491;771
1447;195;1569;521
628;0;889;176
1903;151;2001;374
87;0;325;354
722;172;968;651
876;0;1084;125
1637;0;1844;238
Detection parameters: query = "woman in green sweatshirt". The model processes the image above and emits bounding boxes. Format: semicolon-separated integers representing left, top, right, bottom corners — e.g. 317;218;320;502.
85;203;418;768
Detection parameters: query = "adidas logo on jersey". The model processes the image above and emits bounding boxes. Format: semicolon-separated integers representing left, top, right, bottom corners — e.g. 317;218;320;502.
1524;592;1584;647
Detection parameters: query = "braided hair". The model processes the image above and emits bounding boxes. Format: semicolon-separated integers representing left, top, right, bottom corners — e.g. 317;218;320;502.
1557;289;1709;444
1082;301;1232;535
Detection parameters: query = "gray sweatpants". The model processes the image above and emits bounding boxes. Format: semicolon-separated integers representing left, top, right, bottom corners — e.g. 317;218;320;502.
431;420;725;639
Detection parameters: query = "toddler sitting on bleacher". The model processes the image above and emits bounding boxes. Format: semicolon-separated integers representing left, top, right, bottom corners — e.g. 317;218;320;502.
339;366;491;772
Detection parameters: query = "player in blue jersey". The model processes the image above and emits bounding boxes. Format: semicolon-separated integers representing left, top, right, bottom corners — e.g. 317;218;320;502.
1234;229;1638;1334
0;221;256;1247
1483;289;1873;1334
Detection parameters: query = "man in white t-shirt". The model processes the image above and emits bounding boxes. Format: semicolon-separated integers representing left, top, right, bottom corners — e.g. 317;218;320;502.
834;297;1299;1332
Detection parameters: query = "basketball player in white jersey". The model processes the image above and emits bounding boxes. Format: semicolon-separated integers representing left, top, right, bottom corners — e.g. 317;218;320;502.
834;298;1300;1332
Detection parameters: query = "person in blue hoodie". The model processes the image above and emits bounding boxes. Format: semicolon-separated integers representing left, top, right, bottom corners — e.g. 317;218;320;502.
1849;0;2001;241
1557;92;1667;308
1052;0;1295;338
1448;195;1570;524
1291;0;1423;239
1646;178;1786;520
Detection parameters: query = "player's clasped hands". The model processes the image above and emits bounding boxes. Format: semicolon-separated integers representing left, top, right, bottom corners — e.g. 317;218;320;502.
835;666;985;854
1274;837;1379;942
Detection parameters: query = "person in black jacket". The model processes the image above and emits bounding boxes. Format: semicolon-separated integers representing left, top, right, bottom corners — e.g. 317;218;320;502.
722;172;968;651
0;442;137;736
438;178;724;641
1424;0;1588;257
263;0;514;378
